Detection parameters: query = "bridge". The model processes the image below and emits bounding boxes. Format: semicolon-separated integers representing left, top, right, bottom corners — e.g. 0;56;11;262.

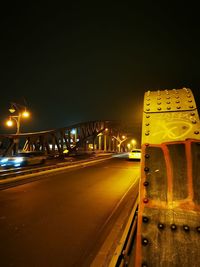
0;120;137;157
0;87;199;266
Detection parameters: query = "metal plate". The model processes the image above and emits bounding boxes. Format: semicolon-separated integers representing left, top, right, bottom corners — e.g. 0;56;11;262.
142;88;200;144
135;88;200;267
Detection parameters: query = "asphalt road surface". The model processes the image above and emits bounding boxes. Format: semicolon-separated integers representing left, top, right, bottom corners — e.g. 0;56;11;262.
0;155;140;267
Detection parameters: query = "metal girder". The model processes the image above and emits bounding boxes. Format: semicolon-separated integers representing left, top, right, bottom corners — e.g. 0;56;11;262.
135;88;200;267
0;120;125;157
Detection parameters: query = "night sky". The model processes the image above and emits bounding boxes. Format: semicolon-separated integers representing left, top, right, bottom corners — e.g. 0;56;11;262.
0;2;200;133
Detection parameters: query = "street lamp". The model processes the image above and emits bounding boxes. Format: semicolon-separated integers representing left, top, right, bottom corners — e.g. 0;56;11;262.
112;134;127;152
131;139;137;149
5;104;30;134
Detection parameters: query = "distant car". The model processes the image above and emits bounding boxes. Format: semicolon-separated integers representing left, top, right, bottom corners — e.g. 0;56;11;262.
128;149;141;160
0;151;46;168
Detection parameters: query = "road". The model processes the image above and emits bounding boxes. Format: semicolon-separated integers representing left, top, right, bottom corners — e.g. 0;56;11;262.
0;155;140;267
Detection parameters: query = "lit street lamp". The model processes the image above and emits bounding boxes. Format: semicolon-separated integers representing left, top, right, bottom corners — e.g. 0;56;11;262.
112;134;127;152
131;139;137;149
5;103;30;134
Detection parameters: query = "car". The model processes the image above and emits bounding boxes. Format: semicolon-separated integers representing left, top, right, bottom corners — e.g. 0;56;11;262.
128;149;141;160
0;151;46;168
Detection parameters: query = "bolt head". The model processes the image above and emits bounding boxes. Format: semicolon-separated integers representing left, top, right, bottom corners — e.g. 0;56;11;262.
142;238;149;246
158;223;165;230
142;216;149;223
196;226;200;233
171;224;177;231
183;225;190;232
143;181;149;187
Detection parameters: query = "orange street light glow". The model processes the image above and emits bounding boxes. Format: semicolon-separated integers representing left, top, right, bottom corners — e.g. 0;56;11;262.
6;120;13;127
22;110;30;118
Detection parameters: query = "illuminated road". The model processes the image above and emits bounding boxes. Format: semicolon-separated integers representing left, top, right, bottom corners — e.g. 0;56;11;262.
0;155;140;267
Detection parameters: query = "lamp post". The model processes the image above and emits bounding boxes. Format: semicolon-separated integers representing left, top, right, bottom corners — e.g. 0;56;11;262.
5;103;30;155
112;134;127;152
6;104;30;134
104;128;108;152
127;143;131;151
6;114;21;134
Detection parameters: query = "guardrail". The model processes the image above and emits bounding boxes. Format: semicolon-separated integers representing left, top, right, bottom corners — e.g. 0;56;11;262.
108;198;138;267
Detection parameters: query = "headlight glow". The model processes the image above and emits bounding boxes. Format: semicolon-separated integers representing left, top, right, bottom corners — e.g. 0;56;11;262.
1;158;8;163
14;164;21;167
14;157;24;163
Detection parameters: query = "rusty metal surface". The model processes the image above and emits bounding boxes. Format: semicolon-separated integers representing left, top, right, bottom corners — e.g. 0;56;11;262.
135;88;200;267
140;206;200;267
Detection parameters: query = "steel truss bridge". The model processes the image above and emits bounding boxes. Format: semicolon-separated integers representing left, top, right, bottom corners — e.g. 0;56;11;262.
1;87;200;266
0;120;135;157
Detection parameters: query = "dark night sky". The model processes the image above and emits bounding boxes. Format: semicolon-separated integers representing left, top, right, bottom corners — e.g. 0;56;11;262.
0;2;200;133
